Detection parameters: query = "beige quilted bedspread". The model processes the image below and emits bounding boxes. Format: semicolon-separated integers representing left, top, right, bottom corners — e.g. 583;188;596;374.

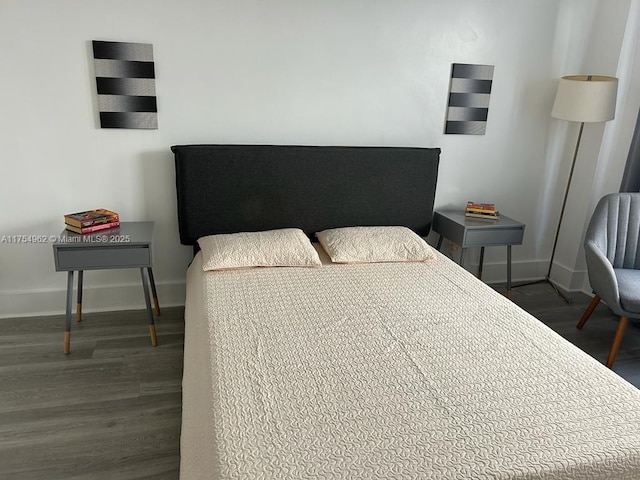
181;247;640;479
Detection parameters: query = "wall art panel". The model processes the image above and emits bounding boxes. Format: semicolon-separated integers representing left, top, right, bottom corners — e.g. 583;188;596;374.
445;63;494;135
92;40;158;129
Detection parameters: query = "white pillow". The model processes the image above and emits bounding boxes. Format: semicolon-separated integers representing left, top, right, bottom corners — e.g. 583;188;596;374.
197;228;322;271
316;226;435;264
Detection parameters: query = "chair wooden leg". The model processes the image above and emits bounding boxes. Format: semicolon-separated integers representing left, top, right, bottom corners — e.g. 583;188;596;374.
577;294;601;329
606;316;629;368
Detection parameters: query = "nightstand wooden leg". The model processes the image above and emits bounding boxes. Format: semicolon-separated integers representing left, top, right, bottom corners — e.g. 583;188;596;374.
147;267;160;316
149;325;158;347
436;234;444;250
478;246;485;280
76;270;83;322
64;271;74;355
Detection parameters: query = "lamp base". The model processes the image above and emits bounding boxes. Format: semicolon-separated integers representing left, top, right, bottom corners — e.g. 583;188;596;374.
511;276;572;304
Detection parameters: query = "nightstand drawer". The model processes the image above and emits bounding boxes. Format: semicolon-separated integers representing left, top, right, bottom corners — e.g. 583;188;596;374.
464;227;524;247
55;246;151;270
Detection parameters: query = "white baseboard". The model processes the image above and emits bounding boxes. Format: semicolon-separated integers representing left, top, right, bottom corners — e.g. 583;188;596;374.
458;258;589;294
456;258;545;285
0;280;186;319
546;262;589;293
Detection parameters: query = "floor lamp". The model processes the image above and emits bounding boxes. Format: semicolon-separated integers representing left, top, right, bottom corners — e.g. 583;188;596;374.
546;75;618;299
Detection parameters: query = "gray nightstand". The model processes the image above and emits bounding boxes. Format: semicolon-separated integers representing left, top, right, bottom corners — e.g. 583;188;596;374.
52;221;160;354
432;210;525;298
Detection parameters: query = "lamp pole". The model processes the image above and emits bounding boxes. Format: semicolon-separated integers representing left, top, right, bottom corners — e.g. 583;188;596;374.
547;121;585;280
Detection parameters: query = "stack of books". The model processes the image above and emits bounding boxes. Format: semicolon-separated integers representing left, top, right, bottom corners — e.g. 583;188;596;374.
465;202;500;220
64;208;120;234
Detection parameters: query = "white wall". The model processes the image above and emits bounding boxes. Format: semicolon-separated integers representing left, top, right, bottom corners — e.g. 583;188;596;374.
0;0;634;317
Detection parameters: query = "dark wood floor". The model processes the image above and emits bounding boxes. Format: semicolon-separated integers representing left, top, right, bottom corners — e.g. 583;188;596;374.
503;281;640;388
0;307;185;480
1;284;638;479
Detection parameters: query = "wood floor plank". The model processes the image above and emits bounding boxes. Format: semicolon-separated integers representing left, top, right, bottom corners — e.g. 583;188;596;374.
0;392;181;448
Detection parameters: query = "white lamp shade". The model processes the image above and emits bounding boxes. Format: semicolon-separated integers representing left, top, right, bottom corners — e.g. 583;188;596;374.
551;75;618;122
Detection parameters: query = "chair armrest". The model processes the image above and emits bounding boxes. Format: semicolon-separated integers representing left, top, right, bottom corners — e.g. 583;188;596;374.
585;240;621;311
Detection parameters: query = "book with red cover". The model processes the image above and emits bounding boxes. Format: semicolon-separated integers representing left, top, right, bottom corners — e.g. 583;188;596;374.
65;221;120;234
465;201;496;214
64;208;119;228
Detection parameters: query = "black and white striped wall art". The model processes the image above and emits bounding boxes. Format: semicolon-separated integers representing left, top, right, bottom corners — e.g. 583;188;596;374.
445;63;494;135
92;40;158;129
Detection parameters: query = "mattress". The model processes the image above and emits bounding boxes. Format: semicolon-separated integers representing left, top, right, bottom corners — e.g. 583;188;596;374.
181;246;640;480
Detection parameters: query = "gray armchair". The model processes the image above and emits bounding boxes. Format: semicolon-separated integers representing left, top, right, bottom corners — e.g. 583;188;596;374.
577;192;640;368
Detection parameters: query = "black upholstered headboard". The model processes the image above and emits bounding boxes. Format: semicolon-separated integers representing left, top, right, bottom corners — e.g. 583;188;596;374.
172;144;440;247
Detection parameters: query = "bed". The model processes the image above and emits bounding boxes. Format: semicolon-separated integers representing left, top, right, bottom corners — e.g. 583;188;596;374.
173;144;640;480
